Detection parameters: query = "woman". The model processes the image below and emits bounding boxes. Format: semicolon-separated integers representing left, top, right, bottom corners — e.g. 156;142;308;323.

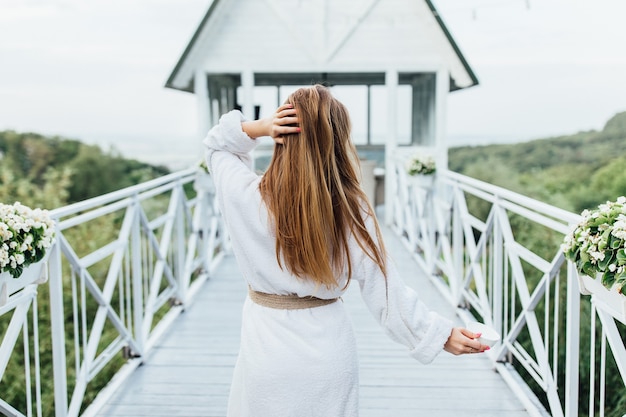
203;85;488;417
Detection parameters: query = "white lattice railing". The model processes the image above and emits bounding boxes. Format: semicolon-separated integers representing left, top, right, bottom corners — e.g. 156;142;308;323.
391;160;626;417
2;161;625;417
0;168;226;417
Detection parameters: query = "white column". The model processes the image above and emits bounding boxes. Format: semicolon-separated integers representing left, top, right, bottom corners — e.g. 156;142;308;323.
194;70;210;138
211;99;220;128
241;70;255;119
434;67;449;172
384;69;398;225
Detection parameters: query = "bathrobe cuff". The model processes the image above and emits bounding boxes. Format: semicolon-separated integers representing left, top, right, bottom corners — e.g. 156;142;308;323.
407;313;454;364
202;110;257;173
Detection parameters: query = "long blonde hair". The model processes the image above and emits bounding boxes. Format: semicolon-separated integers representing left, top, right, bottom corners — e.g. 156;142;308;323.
259;85;387;288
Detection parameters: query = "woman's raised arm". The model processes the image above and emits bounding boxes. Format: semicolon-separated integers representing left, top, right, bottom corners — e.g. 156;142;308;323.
242;104;300;143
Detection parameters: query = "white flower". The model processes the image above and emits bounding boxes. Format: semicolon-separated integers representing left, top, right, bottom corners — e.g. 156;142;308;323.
0;202;56;278
589;251;605;263
406;152;436;176
563;197;626;291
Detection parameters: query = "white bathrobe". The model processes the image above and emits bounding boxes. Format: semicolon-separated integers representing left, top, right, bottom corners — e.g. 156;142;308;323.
203;110;454;417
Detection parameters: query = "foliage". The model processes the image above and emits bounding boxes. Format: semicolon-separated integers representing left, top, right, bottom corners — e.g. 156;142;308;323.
0;130;170;206
450;111;626;416
449;111;626;213
405;152;436;176
562;197;626;292
0;166;72;209
0;130;172;414
198;158;210;173
0;202;55;278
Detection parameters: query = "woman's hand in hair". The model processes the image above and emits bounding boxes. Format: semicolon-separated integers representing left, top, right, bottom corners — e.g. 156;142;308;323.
443;327;490;355
269;104;299;144
242;104;299;142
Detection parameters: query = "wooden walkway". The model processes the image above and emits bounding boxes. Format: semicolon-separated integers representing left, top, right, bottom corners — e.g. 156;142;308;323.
94;226;531;417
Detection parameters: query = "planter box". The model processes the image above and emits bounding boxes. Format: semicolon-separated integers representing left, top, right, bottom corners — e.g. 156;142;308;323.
408;174;435;189
0;259;48;307
578;274;626;324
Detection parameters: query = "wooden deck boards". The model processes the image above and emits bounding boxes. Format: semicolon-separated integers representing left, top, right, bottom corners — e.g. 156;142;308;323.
94;226;530;417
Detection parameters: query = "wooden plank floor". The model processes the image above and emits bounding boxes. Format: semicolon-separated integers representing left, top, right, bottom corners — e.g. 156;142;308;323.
94;225;531;417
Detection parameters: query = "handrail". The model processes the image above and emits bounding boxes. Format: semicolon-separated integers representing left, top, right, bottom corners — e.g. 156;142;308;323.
442;170;580;225
2;163;625;416
51;168;197;219
390;162;626;417
0;169;226;417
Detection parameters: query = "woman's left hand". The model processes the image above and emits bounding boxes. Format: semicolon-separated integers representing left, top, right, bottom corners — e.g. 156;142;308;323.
443;327;490;355
241;104;299;141
268;104;300;144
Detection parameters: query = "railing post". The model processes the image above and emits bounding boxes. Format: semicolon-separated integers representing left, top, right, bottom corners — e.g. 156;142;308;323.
199;187;212;272
49;240;68;417
175;185;187;303
564;261;580;417
131;198;145;354
492;199;504;339
424;188;436;274
451;186;463;303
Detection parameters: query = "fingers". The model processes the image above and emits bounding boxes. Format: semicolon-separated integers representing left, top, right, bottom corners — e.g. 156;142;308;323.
459;327;491;352
444;327;490;356
271;104;300;142
466;344;490;354
276;103;295;114
274;116;299;127
272;125;300;139
275;104;297;122
460;327;479;339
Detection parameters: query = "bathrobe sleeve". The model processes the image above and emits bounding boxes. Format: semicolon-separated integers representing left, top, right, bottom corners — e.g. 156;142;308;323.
353;214;454;364
202;110;258;193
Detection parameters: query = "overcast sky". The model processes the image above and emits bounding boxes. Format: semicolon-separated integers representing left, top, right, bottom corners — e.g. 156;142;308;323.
1;0;625;167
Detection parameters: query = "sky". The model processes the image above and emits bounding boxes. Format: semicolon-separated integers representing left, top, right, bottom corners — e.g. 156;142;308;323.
1;0;625;168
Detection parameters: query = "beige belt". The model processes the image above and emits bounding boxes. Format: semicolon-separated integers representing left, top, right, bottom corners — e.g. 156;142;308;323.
248;287;339;310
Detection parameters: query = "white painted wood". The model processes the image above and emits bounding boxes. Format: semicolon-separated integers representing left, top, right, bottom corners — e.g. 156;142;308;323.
240;70;254;120
384;69;398;226
90;224;531;417
434;67;449;172
20;168;626;417
49;243;69;417
194;70;210;138
170;0;473;90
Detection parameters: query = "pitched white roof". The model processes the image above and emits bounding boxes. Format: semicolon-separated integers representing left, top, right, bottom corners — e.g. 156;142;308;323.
166;0;478;92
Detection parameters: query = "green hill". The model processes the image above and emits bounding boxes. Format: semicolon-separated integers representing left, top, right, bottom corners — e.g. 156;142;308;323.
0;131;170;209
449;111;626;212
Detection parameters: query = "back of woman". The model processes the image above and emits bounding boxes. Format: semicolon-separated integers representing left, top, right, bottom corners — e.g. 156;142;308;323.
203;84;487;417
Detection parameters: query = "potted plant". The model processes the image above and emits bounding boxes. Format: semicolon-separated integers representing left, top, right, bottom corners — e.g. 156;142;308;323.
405;152;436;188
562;196;626;322
0;202;56;306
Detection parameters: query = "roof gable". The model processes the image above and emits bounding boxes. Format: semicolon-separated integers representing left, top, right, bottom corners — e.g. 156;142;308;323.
166;0;478;92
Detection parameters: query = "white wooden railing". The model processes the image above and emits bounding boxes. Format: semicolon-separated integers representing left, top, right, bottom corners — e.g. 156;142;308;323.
0;168;226;417
2;163;625;416
391;160;626;417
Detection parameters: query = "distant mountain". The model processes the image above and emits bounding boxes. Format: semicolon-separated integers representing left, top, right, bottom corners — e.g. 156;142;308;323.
448;112;626;212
